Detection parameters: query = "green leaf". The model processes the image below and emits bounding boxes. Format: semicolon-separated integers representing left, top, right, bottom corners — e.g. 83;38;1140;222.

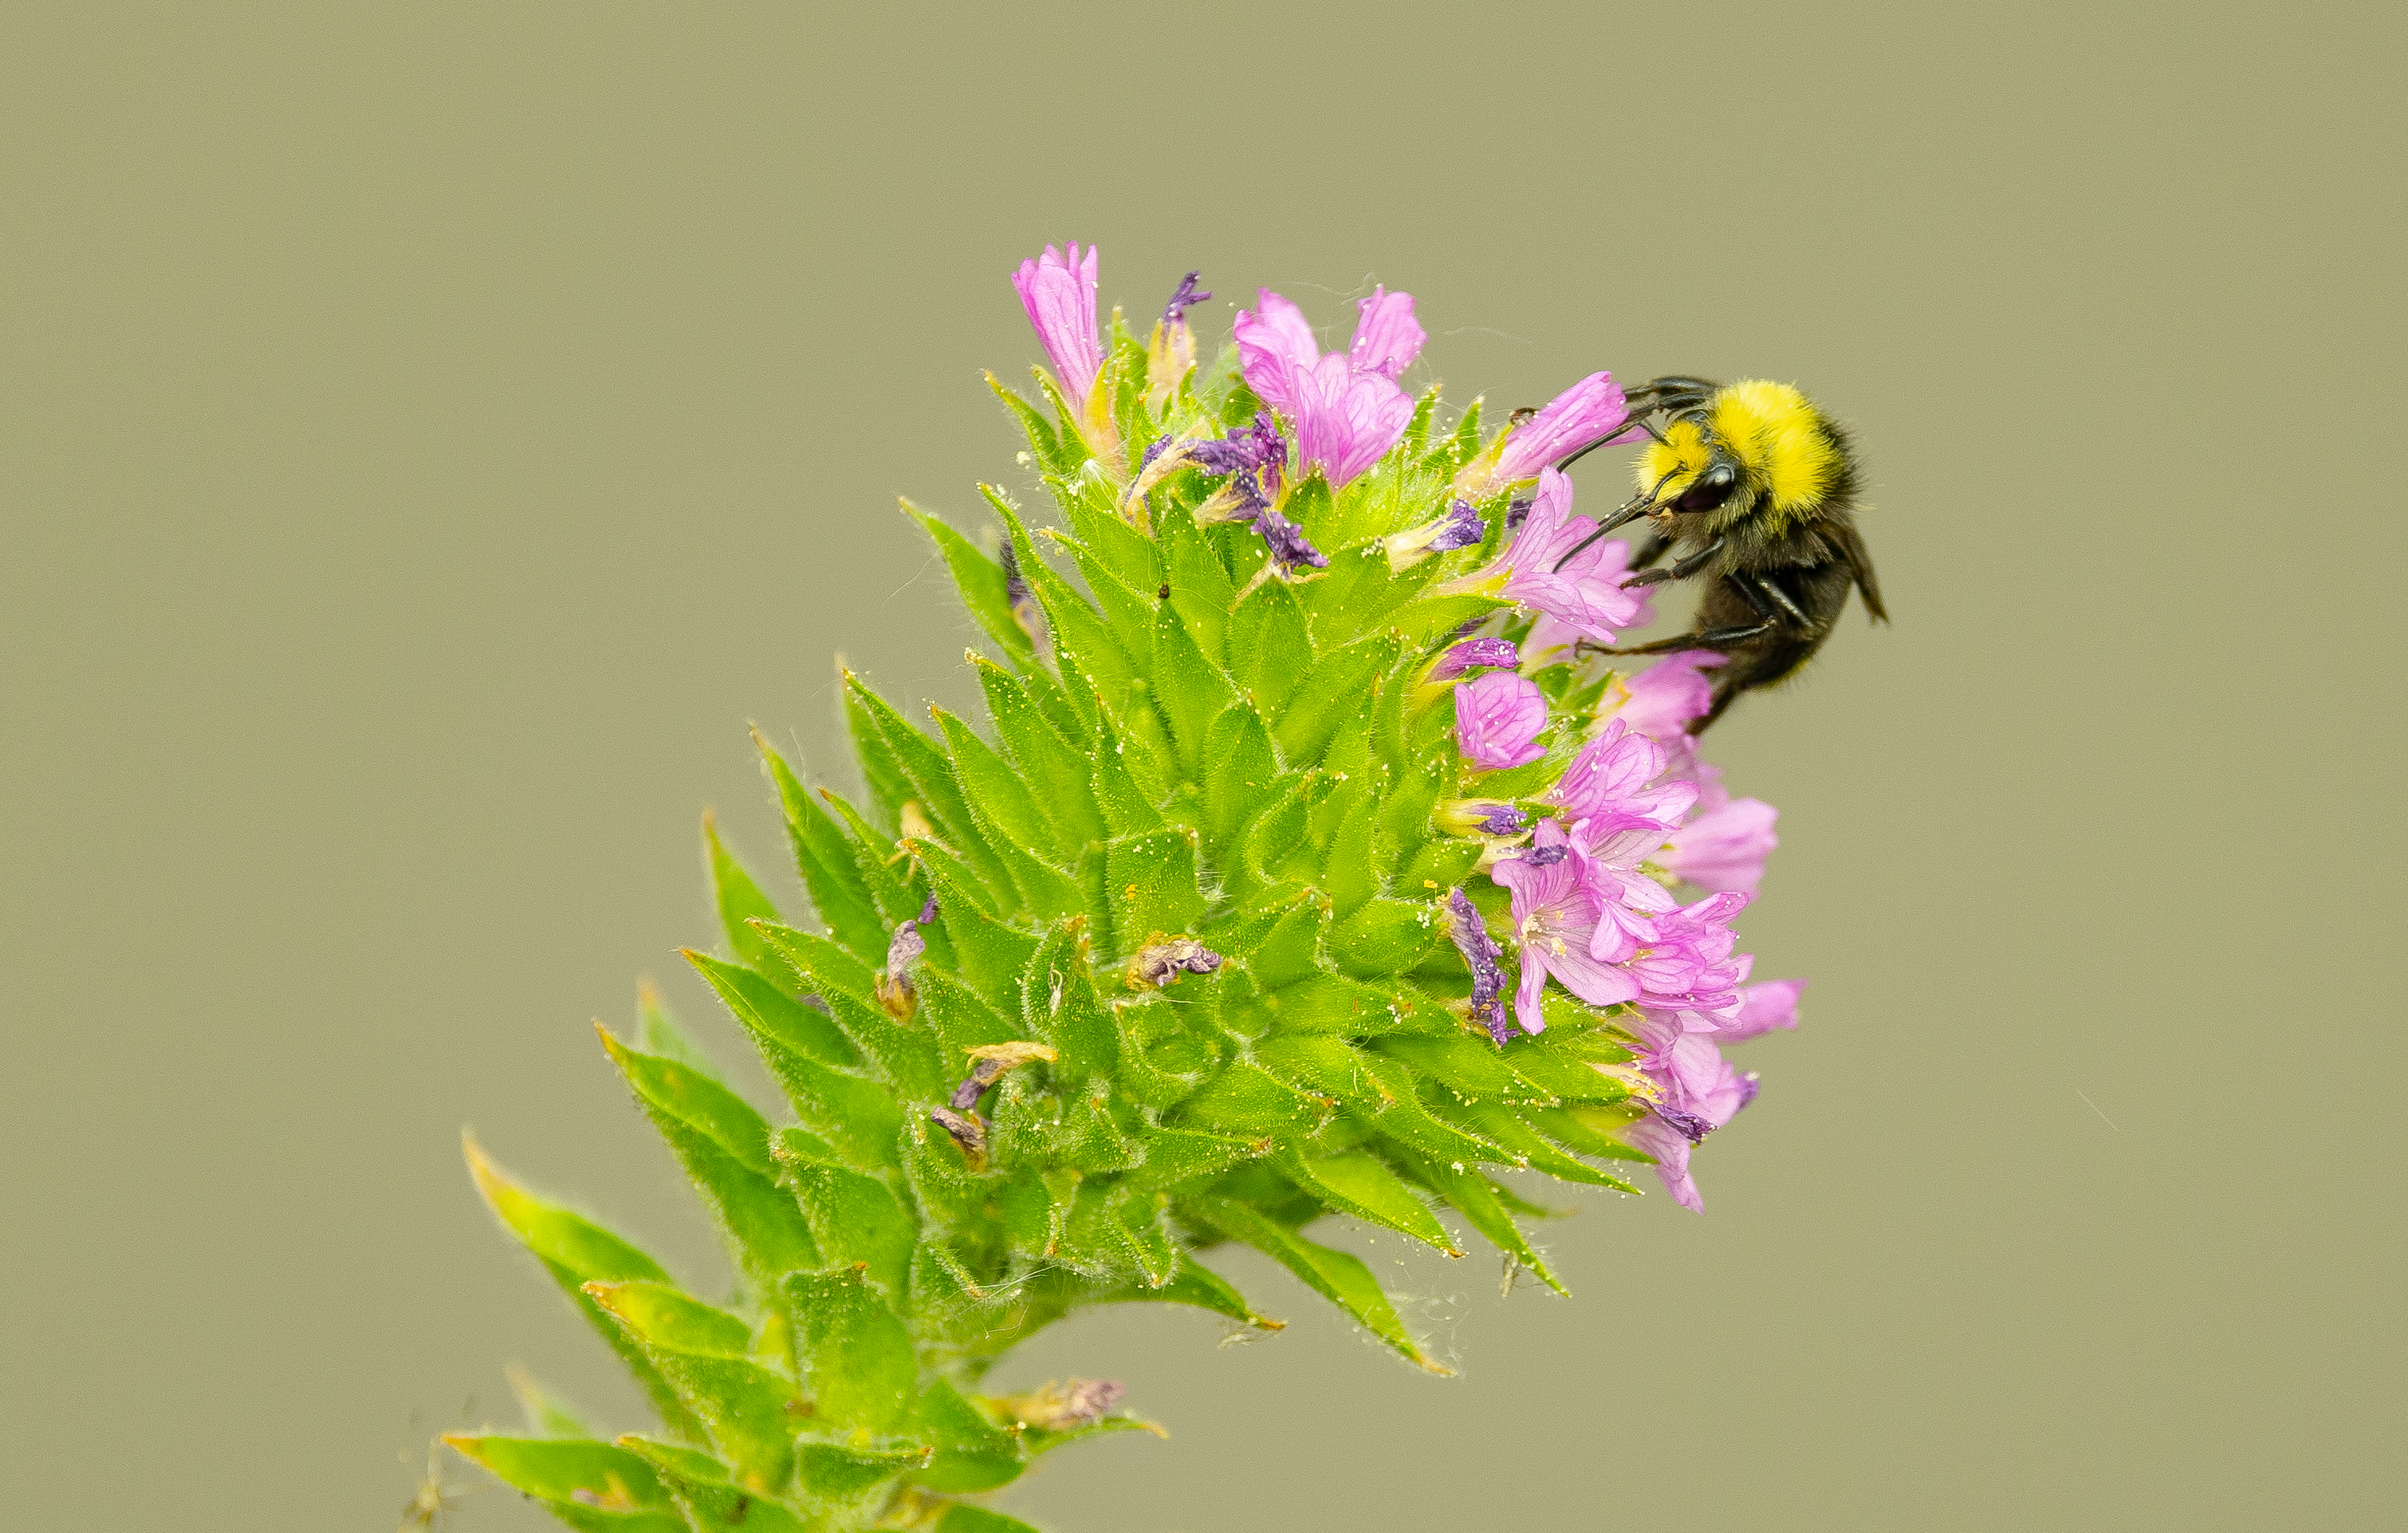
753;731;889;963
914;964;1022;1058
972;655;1107;852
1241;893;1330;992
1120;1126;1265;1195
1525;1101;1655;1163
986;370;1067;474
1230;972;1392;1036
845;683;914;837
938;1507;1047;1533
770;1130;918;1300
1105;826;1206;954
1055;492;1163;604
1434;1095;1641;1191
1096;1251;1285;1331
1087;703;1167;839
1021;923;1114;1081
1275;633;1403;766
683;949;856;1070
1060;1181;1178;1288
1159;507;1236;659
443;1436;682;1531
1502;1038;1636;1103
461;1135;702;1442
1227;581;1315;712
1388;1146;1568;1296
1174;1059;1330;1140
798;1440;934;1508
614;1439;816;1533
784;1267;919;1436
702;810;785;982
1280;1148;1461;1256
598;1028;820;1286
903;499;1039;668
1358;1052;1514;1167
814;785;926;924
506;1364;596;1438
912;1377;1025;1492
1049;529;1162;668
805;978;952;1104
934;707;1071;866
584;1281;801;1488
632;978;721;1087
1329;897;1438;979
1200;704;1281;853
1190;1199;1450;1373
1236;775;1334;897
1148;602;1237;777
1324;789;1384;921
844;673;1020;912
911;853;1041;1009
1379;1033;1531;1105
683;971;903;1171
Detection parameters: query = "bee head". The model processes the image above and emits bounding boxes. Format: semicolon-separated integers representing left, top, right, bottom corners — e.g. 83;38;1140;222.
1634;417;1752;526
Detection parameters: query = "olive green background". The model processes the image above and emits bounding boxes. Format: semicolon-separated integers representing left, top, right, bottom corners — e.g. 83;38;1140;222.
5;2;2400;1529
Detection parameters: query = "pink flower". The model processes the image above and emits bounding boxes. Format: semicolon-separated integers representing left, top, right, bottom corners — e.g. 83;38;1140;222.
1623;1113;1709;1212
1619;890;1752;1013
1597;652;1780;894
1721;978;1804;1040
1664;794;1780;893
1011;243;1104;413
1230;289;1320;403
1289;353;1417;487
1454;671;1548;771
1571;807;1683;964
1458;372;1638;495
1623;1022;1760;1213
1491;822;1642;1033
1348;286;1426;380
1234;287;1420;488
1470;469;1650;648
1612;651;1721;742
1495;372;1634;480
1555;719;1698;830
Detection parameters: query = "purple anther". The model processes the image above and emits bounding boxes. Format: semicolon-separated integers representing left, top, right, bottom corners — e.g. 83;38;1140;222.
1446;888;1510;1046
1477;805;1530;836
1431;636;1520;681
1162;271;1211;326
1254;506;1328;572
1427;499;1487;554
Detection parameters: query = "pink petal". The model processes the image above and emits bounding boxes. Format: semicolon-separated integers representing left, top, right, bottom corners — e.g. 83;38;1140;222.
1348;286;1426;380
1665;798;1780;893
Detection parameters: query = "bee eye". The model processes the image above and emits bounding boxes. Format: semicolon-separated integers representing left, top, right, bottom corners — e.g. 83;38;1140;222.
1678;463;1738;512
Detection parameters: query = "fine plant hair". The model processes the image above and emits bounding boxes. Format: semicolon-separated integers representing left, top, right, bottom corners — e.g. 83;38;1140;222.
439;248;1809;1532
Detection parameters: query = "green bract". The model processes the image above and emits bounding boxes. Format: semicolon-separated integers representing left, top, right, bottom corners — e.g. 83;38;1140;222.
448;321;1658;1533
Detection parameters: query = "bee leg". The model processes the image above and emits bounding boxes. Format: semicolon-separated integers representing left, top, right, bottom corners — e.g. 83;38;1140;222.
1596;572;1773;655
1598;623;1774;657
1627;530;1678;572
1623;534;1726;588
1754;574;1816;630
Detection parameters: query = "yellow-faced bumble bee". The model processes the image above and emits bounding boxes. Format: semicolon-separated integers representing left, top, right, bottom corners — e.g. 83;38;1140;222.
1560;375;1885;733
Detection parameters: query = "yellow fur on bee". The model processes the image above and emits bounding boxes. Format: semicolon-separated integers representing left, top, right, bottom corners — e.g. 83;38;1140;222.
1633;380;1841;526
1635;419;1710;498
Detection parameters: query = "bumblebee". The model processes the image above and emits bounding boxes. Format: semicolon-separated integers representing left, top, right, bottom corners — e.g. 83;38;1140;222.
1561;375;1885;733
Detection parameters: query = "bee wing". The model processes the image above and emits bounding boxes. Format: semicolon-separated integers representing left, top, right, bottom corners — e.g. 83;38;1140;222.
1829;518;1887;622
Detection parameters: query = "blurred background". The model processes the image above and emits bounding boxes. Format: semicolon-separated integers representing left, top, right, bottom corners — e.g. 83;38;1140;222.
5;2;2402;1528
